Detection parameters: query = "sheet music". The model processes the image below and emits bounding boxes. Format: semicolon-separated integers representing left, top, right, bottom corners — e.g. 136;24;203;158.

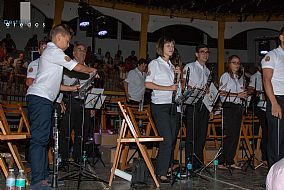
203;83;219;112
184;87;204;105
85;88;106;109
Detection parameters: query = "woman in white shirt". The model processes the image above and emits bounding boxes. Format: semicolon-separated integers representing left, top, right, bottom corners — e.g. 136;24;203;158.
145;36;180;183
218;55;247;169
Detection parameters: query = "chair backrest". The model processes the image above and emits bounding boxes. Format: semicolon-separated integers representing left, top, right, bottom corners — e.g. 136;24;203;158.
0;102;30;134
118;102;139;139
125;104;159;137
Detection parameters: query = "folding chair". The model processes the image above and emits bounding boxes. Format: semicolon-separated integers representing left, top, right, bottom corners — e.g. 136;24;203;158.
120;104;159;169
0;121;28;178
235;114;261;165
109;102;163;188
0;103;30;177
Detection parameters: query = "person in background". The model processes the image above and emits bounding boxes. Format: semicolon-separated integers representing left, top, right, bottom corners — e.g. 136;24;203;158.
59;43;94;163
247;65;268;166
124;58;148;105
26;41;47;86
2;33;16;53
218;55;247;169
262;26;284;168
145;36;181;183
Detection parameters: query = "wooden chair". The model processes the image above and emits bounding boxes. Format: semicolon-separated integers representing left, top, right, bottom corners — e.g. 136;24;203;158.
0;121;28;178
173;125;186;162
109;102;163;188
235;114;261;165
0;103;31;176
120;104;158;170
101;93;126;131
0;101;30;134
207;114;222;149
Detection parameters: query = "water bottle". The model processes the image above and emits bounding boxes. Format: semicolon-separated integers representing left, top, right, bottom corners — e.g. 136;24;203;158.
6;168;16;190
213;159;218;179
186;157;192;176
16;170;26;190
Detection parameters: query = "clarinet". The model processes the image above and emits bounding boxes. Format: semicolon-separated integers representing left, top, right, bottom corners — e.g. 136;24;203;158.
199;66;214;111
170;65;179;115
51;108;59;188
175;68;190;105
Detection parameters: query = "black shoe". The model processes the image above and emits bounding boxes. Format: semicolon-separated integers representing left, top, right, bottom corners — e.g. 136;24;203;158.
157;176;170;183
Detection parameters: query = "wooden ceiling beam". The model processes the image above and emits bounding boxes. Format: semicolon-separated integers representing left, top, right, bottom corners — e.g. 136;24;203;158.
65;0;284;22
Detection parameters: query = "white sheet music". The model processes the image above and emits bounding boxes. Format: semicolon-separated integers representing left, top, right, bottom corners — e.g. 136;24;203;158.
203;83;219;112
85;88;106;109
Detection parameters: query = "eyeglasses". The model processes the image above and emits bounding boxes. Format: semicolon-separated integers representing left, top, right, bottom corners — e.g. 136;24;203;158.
198;51;210;54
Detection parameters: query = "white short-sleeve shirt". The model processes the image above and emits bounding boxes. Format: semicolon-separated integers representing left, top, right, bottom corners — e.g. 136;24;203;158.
183;61;210;89
261;46;284;95
27;42;78;101
26;58;39;79
219;72;243;104
248;71;266;109
145;56;174;104
125;68;146;102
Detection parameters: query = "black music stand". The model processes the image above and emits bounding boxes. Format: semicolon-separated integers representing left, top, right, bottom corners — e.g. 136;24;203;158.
59;78;108;189
172;87;210;185
85;88;106;167
199;90;232;176
184;87;212;176
171;89;190;185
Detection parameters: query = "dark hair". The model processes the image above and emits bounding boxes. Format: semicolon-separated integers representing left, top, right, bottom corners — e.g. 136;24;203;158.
226;55;241;78
38;40;47;47
279;27;284;36
170;48;181;67
195;43;209;53
49;24;74;40
137;58;147;65
156;36;175;56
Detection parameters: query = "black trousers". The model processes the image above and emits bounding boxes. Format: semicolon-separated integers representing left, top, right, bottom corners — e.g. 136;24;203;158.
185;101;209;164
254;106;268;161
151;103;177;176
219;103;242;165
266;97;284;168
59;98;92;162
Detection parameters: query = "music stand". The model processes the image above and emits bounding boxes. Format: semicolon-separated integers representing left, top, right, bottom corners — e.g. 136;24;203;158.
85;88;106;167
59;78;108;189
184;87;211;178
199;89;232;176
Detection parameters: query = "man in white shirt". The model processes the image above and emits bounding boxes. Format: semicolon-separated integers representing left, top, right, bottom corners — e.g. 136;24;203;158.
262;26;284;168
183;43;211;170
124;58;147;104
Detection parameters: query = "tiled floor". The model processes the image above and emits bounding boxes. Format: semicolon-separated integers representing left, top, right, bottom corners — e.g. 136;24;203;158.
51;160;267;190
0;151;268;190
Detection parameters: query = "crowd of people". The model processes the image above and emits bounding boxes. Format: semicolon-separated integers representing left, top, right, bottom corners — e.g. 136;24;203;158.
1;23;283;189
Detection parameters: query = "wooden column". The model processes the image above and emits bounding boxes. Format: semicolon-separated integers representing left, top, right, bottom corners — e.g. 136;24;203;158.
53;0;64;27
217;20;225;80
139;13;149;59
